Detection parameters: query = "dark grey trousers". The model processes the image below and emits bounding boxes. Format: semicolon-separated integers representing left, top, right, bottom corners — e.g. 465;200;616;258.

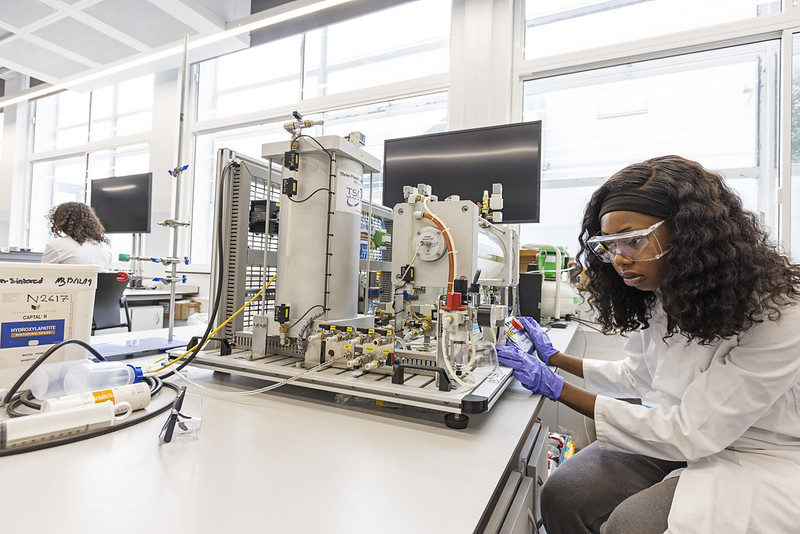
540;442;687;534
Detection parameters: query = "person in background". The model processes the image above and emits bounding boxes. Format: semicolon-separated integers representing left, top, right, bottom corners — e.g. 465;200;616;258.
42;202;112;271
498;155;800;533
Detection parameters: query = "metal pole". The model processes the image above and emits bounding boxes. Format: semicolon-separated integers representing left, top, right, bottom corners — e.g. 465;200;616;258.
166;34;190;341
262;157;274;313
365;171;373;313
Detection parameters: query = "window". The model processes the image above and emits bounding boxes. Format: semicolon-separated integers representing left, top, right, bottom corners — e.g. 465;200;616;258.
303;0;450;98
191;122;289;263
29;145;150;254
791;33;800;259
33;74;154;152
197;36;303;122
189;92;447;264
30;156;87;250
29;73;154;255
317;93;448;203
195;0;450;122
90;74;154;142
524;0;777;60
522;41;779;256
191;0;451;264
33;91;90;152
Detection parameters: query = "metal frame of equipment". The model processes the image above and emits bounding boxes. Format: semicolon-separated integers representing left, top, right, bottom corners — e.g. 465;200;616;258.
193;122;521;428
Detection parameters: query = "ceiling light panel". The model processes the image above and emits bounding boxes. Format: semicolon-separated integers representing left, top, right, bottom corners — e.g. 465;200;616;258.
33;17;139;64
0;0;56;28
0;38;89;80
85;0;198;48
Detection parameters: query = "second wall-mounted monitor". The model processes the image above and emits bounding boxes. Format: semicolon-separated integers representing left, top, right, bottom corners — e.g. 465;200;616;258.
90;173;153;234
382;121;542;223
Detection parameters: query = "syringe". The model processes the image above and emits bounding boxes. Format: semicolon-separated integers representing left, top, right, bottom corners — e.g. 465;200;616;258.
0;401;125;450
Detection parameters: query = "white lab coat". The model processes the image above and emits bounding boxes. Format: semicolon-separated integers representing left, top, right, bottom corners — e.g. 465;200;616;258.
42;236;112;271
583;299;800;533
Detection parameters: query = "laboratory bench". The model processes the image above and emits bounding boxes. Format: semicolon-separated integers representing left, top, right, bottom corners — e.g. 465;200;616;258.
0;250;42;262
91;285;202;333
0;324;578;534
123;284;200;305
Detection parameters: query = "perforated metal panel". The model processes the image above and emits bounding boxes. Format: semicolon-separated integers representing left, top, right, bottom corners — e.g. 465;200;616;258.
214;149;280;346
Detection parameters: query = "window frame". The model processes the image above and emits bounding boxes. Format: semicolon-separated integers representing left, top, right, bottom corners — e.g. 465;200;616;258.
511;0;800;255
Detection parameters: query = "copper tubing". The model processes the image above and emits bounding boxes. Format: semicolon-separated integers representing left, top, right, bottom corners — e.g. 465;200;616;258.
422;213;455;292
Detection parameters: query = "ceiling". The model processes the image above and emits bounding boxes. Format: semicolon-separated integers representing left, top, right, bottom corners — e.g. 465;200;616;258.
0;0;413;100
0;0;255;94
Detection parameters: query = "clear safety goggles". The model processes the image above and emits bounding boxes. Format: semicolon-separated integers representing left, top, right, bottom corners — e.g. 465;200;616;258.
587;220;670;263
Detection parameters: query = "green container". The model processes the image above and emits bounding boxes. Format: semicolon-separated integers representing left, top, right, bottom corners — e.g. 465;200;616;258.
538;246;569;280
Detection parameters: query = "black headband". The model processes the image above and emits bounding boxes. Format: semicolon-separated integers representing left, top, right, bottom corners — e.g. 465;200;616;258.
598;190;676;220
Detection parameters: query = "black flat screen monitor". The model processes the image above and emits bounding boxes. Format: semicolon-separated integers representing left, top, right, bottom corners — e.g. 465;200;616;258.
382;121;542;223
90;173;153;234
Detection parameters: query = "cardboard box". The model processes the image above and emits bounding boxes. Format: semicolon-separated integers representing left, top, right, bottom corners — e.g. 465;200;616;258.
166;299;202;321
519;249;541;273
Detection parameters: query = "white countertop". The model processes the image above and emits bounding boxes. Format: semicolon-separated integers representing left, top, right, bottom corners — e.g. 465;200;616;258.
1;323;578;533
124;285;200;300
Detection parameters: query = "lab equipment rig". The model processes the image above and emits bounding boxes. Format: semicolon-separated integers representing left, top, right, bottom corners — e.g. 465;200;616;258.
191;119;520;428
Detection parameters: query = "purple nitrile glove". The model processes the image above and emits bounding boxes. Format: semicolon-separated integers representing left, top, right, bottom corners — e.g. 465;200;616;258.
496;343;564;401
496;341;531;369
517;316;558;364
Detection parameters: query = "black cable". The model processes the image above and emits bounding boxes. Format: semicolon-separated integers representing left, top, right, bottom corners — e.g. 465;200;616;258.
281;137;333;204
19;391;41;410
570;316;605;333
0;161;231;453
288;304;325;329
162;141;329;374
297;134;333;161
240;158;284;179
3;338;107;416
6;362;165;419
143;374;163;397
5;395;32;418
287;187;329;203
298;134;336;316
157;160;231;377
0;381;182;457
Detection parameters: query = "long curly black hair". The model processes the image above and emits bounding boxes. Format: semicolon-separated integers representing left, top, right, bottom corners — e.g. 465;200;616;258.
571;155;800;343
48;202;108;245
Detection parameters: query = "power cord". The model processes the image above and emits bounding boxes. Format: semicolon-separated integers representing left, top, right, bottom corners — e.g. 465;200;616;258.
2;338;108;414
0;380;181;457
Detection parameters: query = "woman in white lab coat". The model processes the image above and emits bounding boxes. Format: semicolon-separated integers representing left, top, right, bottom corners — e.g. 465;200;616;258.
42;202;112;270
497;155;800;533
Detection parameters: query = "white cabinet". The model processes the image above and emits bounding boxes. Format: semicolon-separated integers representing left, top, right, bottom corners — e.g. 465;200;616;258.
93;305;164;336
481;422;550;534
128;305;164;331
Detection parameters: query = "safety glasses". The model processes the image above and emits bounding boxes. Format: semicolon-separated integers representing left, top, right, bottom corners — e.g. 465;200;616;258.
587;220;670;263
159;386;201;443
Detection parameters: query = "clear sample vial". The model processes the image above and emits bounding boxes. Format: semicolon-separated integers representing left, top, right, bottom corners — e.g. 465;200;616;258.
30;359;86;400
62;361;144;395
504;317;535;354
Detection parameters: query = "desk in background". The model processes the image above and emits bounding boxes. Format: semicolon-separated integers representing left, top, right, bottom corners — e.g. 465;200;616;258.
124;285;200;306
117;285;201;331
0;250;42;262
